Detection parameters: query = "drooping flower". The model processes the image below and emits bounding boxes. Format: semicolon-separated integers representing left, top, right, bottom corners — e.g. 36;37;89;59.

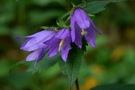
18;30;55;66
70;8;101;48
45;28;71;62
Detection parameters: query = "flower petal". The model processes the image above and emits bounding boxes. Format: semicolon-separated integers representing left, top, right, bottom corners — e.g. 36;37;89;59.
27;30;55;39
37;47;47;62
14;36;25;40
21;38;47;51
61;36;71;61
73;8;90;29
26;49;42;61
48;39;60;57
55;29;69;39
74;23;82;48
84;28;96;47
34;47;48;67
71;14;76;42
21;30;55;51
90;21;102;35
26;47;47;67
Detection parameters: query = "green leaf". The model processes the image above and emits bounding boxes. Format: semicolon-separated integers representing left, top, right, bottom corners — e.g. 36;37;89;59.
85;0;125;14
91;84;135;90
85;1;110;14
12;54;60;74
26;54;60;73
36;54;59;71
58;43;85;89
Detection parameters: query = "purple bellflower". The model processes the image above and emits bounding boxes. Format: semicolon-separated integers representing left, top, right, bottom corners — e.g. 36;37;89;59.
18;28;71;67
71;8;102;48
19;30;55;66
46;28;71;62
17;8;101;66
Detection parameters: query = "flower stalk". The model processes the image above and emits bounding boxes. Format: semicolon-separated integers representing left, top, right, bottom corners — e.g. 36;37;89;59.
75;79;79;90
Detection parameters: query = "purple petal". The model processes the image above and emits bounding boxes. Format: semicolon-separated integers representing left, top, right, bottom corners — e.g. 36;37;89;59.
37;47;47;62
61;36;71;61
27;30;55;39
74;23;82;48
21;37;47;51
21;38;32;50
84;27;96;47
90;21;102;35
26;47;47;67
26;49;42;61
21;30;55;51
73;8;90;29
71;14;76;42
43;39;51;45
14;36;25;40
48;39;60;57
55;28;69;39
34;47;48;67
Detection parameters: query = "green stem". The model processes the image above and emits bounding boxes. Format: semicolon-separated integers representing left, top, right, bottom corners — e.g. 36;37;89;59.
65;0;71;10
75;79;79;90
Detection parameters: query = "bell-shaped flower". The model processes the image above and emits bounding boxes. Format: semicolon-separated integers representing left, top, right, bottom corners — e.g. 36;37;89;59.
18;30;55;66
46;28;71;62
70;8;101;48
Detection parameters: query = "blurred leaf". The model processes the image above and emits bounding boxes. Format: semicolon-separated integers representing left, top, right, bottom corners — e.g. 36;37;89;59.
0;60;13;77
36;54;60;71
26;54;60;73
8;72;33;89
58;44;85;89
0;26;10;35
91;84;135;90
32;0;65;6
96;48;110;65
123;48;135;65
28;10;65;24
12;26;28;36
85;0;124;14
43;64;60;79
0;0;15;24
0;14;14;24
85;1;109;14
101;48;135;84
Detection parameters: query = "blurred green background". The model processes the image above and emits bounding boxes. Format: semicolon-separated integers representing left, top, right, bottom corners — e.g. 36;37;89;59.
0;0;135;90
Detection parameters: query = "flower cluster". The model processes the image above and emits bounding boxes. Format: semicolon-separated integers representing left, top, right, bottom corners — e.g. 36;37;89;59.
18;8;101;66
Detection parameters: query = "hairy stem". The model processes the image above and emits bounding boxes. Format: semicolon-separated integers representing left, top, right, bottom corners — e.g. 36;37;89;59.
75;79;79;90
